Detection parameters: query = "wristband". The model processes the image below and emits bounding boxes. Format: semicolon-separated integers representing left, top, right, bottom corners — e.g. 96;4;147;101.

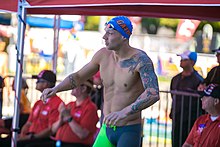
67;117;73;123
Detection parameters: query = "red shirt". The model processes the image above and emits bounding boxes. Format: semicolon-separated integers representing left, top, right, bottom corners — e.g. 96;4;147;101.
55;97;99;145
28;95;63;134
186;114;220;147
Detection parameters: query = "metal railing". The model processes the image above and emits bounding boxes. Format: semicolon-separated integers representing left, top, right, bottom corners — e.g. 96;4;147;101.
142;90;202;147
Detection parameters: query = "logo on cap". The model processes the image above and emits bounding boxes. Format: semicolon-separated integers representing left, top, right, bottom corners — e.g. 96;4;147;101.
116;20;131;37
204;84;215;95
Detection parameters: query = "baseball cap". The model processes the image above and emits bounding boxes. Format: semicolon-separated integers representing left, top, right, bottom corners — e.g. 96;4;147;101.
105;16;133;39
199;84;220;99
212;47;220;54
177;50;197;63
33;70;56;84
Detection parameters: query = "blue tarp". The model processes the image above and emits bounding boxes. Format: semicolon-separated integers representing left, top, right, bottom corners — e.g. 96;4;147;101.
0;15;11;25
0;15;76;29
26;16;75;29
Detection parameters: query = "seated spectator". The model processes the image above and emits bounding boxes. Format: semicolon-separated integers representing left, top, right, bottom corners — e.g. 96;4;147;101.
37;79;99;147
17;70;63;147
12;78;31;115
1;78;31;134
183;84;220;147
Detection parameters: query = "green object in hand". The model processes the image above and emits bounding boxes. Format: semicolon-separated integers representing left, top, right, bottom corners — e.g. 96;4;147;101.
93;124;115;147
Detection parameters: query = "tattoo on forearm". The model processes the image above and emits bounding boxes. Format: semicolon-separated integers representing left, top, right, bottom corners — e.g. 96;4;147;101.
131;89;158;114
131;97;143;113
68;75;76;89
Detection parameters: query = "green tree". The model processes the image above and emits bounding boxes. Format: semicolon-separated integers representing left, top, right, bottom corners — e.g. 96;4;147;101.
159;18;179;32
141;18;160;34
84;16;100;31
141;18;179;34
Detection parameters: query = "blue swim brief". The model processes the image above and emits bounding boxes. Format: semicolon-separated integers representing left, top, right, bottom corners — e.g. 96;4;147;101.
93;123;142;147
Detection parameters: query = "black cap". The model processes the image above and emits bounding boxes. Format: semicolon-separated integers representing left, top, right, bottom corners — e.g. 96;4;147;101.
199;84;220;99
33;70;56;84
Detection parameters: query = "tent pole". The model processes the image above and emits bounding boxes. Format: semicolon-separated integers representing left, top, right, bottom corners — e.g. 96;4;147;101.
53;15;60;74
11;0;26;146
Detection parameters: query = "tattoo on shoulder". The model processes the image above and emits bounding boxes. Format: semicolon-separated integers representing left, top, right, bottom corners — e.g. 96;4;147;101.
120;51;151;74
138;54;158;90
68;75;76;89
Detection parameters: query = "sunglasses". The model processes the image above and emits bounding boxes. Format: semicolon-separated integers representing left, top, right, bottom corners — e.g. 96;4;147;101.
180;59;189;61
36;79;48;84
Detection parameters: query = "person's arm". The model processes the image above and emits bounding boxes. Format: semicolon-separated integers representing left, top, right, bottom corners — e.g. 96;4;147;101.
19;127;52;141
68;118;90;139
51;119;63;135
20;121;31;137
60;104;90;139
19;102;36;137
41;49;103;101
53;106;90;139
32;128;51;139
51;103;66;135
66;105;98;139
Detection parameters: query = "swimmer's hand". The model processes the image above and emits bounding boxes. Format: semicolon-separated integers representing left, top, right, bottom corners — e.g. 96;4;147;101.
41;87;57;103
103;110;127;126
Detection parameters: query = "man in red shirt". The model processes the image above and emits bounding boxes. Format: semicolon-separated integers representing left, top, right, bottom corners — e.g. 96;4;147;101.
183;84;220;147
17;70;63;147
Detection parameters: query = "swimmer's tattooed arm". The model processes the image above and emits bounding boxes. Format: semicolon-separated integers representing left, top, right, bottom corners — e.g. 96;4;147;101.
68;75;77;89
121;51;160;114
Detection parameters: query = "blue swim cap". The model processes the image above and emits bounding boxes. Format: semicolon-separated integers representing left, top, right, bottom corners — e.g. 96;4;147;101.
106;16;133;39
